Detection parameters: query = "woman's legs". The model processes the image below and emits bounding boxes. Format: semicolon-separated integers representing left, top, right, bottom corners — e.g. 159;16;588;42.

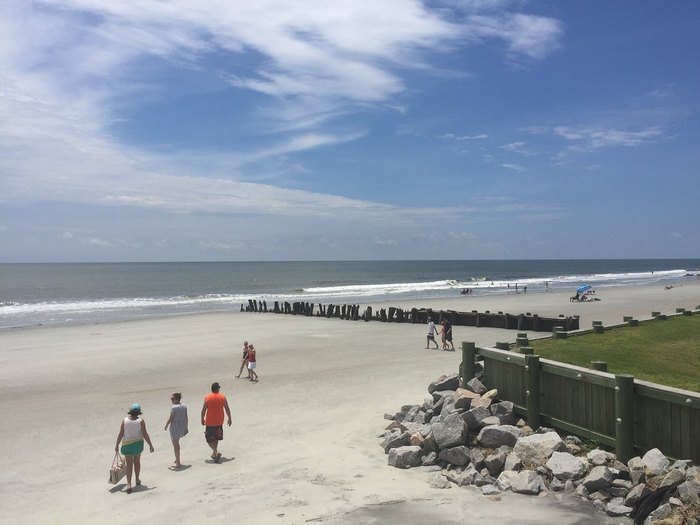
172;438;181;467
133;455;142;484
125;455;134;491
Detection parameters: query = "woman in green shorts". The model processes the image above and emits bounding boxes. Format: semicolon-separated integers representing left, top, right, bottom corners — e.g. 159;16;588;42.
115;403;155;493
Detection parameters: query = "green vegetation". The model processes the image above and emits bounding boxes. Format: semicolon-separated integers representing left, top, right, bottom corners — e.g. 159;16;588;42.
530;315;700;392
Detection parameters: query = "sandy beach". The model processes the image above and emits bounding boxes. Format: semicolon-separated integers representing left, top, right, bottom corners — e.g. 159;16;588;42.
1;282;698;524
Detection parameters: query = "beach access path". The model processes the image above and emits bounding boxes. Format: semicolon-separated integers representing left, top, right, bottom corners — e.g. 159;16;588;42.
1;282;698;524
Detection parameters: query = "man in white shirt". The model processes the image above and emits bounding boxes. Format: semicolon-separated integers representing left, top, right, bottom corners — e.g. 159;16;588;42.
426;318;439;349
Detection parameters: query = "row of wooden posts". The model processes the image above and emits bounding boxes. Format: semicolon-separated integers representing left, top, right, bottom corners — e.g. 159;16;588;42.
242;299;579;332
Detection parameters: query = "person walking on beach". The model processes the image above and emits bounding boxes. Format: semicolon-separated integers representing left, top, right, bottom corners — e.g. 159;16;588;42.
442;319;454;350
114;403;155;494
201;382;231;463
426;318;439;349
236;341;250;379
164;392;188;469
247;343;258;382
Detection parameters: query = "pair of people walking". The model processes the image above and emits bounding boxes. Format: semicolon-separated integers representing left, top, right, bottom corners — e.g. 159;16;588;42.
425;317;454;350
114;381;233;493
236;340;259;382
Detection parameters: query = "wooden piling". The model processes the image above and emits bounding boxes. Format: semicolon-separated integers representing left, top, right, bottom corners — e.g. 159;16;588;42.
461;341;476;384
525;354;541;430
615;374;635;463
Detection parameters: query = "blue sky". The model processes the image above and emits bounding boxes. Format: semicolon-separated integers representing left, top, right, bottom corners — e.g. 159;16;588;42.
1;1;699;262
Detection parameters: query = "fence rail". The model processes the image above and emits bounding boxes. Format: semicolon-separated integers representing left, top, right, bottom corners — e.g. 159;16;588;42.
461;342;700;463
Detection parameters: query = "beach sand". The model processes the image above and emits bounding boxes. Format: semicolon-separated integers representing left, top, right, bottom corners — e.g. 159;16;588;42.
1;282;698;524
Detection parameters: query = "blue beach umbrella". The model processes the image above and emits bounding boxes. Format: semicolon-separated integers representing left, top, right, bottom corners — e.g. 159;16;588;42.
576;284;592;294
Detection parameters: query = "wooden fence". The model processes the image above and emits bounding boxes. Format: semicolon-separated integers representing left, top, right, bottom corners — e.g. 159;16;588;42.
461;342;700;463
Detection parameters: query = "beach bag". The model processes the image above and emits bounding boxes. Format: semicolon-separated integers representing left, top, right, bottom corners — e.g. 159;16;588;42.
109;452;126;484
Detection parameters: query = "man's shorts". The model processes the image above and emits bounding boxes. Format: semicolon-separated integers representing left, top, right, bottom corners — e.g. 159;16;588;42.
205;425;224;443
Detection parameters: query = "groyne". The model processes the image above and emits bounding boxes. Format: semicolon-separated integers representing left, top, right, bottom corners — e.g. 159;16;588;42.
241;299;578;332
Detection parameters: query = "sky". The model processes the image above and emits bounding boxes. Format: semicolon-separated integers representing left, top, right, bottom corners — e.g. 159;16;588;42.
1;0;699;262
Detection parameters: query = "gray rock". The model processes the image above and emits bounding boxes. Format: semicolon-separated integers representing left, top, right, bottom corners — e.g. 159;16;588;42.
481;416;501;427
491;400;514;417
510;471;544;495
431;412;467;449
677;478;700;505
429;373;460;394
670;459;691;473
429;473;452;489
586;449;612;466
641;448;669;477
503;452;522;472
469;449;486;471
535;426;556;434
421;451;438;466
624;483;649;507
575;483;589;498
605;503;632;517
480;484;501;496
546;451;588;481
438;446;471;467
513;432;566;467
403;405;421;423
496;470;520;491
453;388;481;410
659;468;685;488
447;465;478;487
611;479;633;490
431;389;456;403
484;449;508;477
592;500;606;512
644;503;671;525
466;377;487;395
564;435;583;446
581;465;613;492
608;486;629;498
381;430;410;453
564;480;576;494
549;478;566;492
588;490;611;502
477;425;521;448
463;406;491;430
627;456;645;485
399;421;430;436
388;445;423;468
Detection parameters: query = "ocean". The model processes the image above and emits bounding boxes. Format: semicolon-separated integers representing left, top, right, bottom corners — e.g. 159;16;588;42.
1;259;699;330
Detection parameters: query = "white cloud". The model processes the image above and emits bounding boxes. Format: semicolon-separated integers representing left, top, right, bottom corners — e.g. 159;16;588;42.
500;141;536;156
553;126;663;149
499;163;525;172
441;133;489;140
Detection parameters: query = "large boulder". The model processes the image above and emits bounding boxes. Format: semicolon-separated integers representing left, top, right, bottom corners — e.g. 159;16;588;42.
510;471;544;495
453;388;481;410
477;425;521;448
429;374;460;394
431;390;455;404
641;448;669;477
513;432;566;467
431;412;467;449
388;446;423;468
463;406;491;430
381;430;410;453
465;377;487;395
546;451;588;481
627;456;645;485
484;449;508;477
581;465;613;493
438;445;471;467
496;470;520;491
677;478;700;505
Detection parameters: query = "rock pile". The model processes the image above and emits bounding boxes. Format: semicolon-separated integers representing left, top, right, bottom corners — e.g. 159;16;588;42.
381;373;700;524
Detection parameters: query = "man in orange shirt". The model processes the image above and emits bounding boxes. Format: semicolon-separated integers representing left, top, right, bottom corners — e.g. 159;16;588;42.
201;382;232;463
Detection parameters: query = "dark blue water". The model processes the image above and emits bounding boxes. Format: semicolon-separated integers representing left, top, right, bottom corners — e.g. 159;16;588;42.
1;259;698;329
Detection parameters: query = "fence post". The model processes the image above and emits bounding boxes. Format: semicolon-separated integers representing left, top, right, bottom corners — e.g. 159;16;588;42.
591;361;608;372
525;355;541;430
461;341;476;384
615;374;635;463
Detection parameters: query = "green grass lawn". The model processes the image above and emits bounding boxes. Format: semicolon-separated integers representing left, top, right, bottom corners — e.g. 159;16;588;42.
530;315;700;392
